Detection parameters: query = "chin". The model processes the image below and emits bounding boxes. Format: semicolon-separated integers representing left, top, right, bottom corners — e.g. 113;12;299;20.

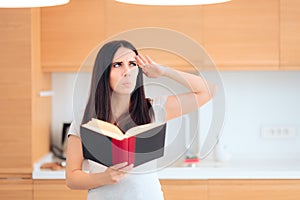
114;88;135;95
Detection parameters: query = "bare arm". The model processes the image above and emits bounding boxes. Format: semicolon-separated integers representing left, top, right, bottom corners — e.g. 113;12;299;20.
66;135;132;190
163;67;213;120
136;54;214;121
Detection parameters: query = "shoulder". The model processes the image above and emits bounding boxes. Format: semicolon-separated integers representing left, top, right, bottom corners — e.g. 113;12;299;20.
67;120;81;138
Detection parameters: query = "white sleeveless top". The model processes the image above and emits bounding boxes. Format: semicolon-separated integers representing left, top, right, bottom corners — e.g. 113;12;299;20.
68;96;167;200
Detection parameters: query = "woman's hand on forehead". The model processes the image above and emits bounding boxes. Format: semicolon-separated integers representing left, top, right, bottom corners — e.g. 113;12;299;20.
135;54;166;78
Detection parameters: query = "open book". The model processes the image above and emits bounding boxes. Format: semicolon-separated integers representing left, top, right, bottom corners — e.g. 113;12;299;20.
80;118;167;167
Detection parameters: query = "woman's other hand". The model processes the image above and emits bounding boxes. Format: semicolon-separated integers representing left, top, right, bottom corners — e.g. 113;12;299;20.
136;54;166;78
102;162;134;185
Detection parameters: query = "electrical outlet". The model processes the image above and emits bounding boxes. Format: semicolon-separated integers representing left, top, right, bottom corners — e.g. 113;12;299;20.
261;127;297;139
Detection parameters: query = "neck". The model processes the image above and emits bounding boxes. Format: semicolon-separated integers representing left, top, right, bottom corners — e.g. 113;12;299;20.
111;93;131;122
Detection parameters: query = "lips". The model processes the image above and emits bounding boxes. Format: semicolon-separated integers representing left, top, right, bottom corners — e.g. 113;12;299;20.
122;82;132;87
120;80;133;88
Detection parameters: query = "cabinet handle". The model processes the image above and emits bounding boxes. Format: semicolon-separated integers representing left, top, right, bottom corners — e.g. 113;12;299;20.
39;91;54;97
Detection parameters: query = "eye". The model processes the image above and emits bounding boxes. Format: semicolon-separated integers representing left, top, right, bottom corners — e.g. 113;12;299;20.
112;62;122;68
129;61;137;67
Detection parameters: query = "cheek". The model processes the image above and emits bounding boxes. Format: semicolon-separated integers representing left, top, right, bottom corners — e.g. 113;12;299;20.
132;67;139;78
109;70;120;89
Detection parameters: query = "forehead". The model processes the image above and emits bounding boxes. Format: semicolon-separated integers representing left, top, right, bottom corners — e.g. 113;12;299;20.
113;47;136;61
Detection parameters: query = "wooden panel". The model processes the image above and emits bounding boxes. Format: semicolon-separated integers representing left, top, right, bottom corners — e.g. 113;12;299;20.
0;179;32;200
105;0;203;41
0;7;51;174
41;0;105;71
0;123;31;174
138;49;198;72
41;0;204;72
209;179;300;200
202;0;279;70
0;8;32;173
105;0;203;71
0;173;31;179
34;180;88;200
280;0;300;70
31;8;52;164
160;180;208;200
41;0;300;71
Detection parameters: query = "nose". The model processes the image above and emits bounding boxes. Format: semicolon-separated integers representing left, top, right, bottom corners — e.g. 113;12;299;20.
123;64;131;77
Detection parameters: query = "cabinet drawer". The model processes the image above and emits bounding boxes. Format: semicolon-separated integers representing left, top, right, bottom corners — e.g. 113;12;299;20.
34;180;87;200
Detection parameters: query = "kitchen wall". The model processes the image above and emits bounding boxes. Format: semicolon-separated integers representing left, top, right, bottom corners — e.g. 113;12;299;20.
51;71;300;162
213;71;300;160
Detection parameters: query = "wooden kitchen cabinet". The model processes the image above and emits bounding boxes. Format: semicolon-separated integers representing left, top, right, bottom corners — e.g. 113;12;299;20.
33;180;87;200
0;179;32;200
30;179;300;200
160;179;300;200
40;0;300;72
208;180;300;200
41;0;105;72
161;180;208;200
280;0;300;70
0;8;32;175
202;0;279;70
34;179;209;200
0;8;51;176
0;7;51;198
104;0;203;71
104;0;203;42
41;0;203;72
34;179;207;200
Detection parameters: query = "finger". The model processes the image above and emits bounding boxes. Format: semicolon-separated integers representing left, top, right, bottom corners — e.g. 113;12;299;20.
135;55;145;67
113;172;126;182
137;54;148;65
119;164;134;173
107;171;125;183
145;55;155;64
110;162;128;170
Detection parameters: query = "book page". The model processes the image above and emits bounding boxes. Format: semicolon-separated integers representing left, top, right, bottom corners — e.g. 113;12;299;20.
125;122;165;137
82;123;125;140
91;118;123;135
82;118;125;140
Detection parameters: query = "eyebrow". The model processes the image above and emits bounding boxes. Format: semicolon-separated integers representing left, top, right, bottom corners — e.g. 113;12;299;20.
112;61;122;65
112;60;137;65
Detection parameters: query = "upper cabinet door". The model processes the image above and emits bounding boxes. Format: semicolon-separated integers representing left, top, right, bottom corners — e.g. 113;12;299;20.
105;1;203;41
41;0;105;72
0;8;51;175
0;9;33;175
104;0;203;71
280;0;300;70
42;0;300;72
202;0;279;70
41;0;203;72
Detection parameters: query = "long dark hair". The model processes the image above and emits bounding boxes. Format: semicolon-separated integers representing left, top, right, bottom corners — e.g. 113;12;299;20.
81;40;154;132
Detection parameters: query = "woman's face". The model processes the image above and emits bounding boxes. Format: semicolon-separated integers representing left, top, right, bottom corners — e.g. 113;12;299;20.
109;47;139;94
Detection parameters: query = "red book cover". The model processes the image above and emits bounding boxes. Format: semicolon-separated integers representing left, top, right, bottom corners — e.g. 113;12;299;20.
112;138;128;165
128;136;136;165
112;137;136;165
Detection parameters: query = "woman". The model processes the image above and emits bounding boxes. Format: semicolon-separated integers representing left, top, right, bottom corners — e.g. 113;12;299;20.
66;40;212;199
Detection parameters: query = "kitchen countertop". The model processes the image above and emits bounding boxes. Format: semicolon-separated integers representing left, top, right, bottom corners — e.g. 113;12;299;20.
32;153;300;180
